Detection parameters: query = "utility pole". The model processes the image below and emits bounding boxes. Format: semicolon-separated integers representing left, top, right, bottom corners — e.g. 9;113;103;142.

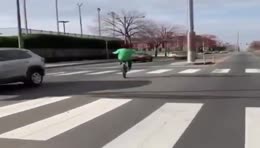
97;8;101;36
16;0;23;48
111;12;115;37
108;11;116;37
77;3;83;37
55;0;60;34
237;32;240;52
187;0;196;63
23;0;28;34
123;16;127;45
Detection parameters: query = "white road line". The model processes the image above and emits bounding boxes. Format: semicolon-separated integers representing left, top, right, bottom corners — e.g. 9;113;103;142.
245;69;260;73
0;99;131;141
116;69;145;75
0;96;71;119
103;103;203;148
179;69;201;74
55;71;90;76
46;72;65;76
212;69;231;74
87;70;117;75
147;69;172;74
245;107;260;148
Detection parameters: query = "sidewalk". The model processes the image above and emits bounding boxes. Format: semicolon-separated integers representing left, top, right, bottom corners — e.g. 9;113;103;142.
46;59;117;69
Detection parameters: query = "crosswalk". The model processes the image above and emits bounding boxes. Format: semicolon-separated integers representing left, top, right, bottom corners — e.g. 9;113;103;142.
46;68;260;77
0;95;259;148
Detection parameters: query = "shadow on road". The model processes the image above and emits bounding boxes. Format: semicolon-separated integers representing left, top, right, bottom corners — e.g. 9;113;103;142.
0;80;151;101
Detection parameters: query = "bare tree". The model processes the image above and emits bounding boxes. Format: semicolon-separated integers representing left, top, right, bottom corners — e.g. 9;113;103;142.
103;10;145;45
137;20;179;57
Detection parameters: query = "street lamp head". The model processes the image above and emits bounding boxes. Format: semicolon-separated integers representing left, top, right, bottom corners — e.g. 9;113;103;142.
59;20;70;23
77;3;83;7
97;8;101;12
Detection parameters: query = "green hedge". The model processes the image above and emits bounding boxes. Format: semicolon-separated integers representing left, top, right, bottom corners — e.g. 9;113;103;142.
0;36;18;47
0;34;123;49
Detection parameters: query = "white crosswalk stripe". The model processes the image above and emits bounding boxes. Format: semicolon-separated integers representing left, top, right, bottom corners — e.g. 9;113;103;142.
245;107;260;148
103;103;203;148
87;70;117;75
147;69;172;74
46;72;65;76
1;94;260;147
116;69;146;75
55;71;90;76
179;69;201;74
0;96;71;118
0;99;131;141
245;69;260;73
211;69;231;74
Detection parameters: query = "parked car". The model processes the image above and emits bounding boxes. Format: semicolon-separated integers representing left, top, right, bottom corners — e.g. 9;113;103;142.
171;51;187;59
132;52;153;62
0;48;45;86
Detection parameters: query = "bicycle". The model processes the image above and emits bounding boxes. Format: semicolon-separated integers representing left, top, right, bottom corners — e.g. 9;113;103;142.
121;62;128;78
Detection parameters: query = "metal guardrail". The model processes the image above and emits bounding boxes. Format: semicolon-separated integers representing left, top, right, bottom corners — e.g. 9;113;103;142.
0;27;121;41
22;29;121;41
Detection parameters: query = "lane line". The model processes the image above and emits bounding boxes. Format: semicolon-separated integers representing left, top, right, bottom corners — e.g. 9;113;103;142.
103;103;203;148
179;69;201;74
46;72;65;76
0;96;71;119
211;69;231;74
245;69;260;74
55;71;90;76
245;107;260;148
0;99;131;141
116;69;145;75
147;69;172;74
87;70;117;75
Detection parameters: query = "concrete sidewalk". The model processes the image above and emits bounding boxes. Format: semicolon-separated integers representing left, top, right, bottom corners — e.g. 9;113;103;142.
46;59;117;69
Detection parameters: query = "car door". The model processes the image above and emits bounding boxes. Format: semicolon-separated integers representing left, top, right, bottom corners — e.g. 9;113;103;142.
1;50;31;79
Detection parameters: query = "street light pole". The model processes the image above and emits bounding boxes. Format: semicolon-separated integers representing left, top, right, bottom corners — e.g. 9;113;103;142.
187;0;196;63
59;21;69;34
77;3;83;37
97;8;101;36
23;0;28;34
55;0;60;34
237;32;240;52
16;0;23;48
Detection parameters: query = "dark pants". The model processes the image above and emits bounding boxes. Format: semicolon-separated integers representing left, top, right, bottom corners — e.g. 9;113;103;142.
120;61;132;70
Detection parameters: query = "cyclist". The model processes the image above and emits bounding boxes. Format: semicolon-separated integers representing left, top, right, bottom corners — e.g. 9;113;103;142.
113;44;136;71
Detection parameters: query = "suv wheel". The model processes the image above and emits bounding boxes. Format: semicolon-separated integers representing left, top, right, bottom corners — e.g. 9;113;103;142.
25;70;43;86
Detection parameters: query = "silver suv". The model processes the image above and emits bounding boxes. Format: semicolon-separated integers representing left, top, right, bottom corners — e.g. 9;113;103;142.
0;48;45;86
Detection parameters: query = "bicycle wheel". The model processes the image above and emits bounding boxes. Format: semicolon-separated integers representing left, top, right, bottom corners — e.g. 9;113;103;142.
122;63;127;78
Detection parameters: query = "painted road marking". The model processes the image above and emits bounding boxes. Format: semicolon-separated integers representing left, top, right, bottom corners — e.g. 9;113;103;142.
245;69;260;74
46;72;65;76
147;69;172;74
0;96;71;119
87;70;117;75
179;69;201;74
116;69;145;75
0;99;131;141
103;103;203;148
212;69;231;74
245;107;260;148
56;71;90;76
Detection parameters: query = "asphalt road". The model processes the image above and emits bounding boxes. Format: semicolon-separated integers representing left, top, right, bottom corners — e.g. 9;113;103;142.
1;52;260;148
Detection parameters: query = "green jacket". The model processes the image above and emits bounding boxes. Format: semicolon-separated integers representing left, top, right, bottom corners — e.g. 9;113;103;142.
113;48;136;61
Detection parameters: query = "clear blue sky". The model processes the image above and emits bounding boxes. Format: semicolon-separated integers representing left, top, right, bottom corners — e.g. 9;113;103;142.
0;0;260;48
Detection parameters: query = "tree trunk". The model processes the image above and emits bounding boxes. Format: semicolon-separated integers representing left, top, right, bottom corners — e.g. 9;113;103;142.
154;47;158;58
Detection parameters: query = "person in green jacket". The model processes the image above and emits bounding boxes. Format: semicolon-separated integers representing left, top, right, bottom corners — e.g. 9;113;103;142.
113;47;136;71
